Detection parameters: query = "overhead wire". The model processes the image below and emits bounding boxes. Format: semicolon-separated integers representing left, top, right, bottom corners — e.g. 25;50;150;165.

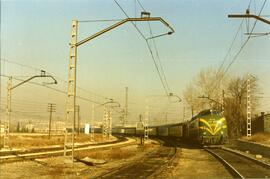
210;0;252;92
0;58;110;100
113;0;147;40
223;0;267;75
0;74;103;104
113;0;171;96
209;0;267;96
138;0;171;93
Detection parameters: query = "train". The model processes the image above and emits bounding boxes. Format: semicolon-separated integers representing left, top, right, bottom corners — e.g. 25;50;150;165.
188;109;228;144
112;109;228;145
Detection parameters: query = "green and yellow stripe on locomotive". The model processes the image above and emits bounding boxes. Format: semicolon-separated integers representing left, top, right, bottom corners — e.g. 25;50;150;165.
188;109;228;145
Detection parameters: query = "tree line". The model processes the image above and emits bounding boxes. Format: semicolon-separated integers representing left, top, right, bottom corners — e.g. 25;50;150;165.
183;67;260;138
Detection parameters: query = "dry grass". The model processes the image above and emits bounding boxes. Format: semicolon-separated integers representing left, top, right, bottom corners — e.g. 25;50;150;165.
0;133;105;148
75;145;148;161
242;132;270;145
75;142;157;161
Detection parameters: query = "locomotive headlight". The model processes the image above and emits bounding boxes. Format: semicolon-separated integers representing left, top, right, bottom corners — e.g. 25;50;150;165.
217;121;222;125
221;131;224;134
203;132;206;135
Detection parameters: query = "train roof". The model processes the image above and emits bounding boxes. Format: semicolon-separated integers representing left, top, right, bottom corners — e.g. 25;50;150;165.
190;109;222;121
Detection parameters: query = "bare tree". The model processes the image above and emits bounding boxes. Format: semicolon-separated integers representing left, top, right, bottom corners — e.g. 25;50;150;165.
183;67;260;139
224;74;260;138
183;67;227;113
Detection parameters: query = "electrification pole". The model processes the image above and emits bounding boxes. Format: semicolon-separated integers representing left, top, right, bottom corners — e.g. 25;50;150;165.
47;103;56;139
3;72;57;149
66;16;174;163
247;75;252;137
66;20;78;163
4;77;12;148
101;99;120;140
108;106;112;140
102;105;109;139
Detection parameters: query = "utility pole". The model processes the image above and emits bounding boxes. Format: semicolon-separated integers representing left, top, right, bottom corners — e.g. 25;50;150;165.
144;99;149;141
47;103;56;139
91;104;95;141
124;87;128;126
139;114;144;145
247;75;252;137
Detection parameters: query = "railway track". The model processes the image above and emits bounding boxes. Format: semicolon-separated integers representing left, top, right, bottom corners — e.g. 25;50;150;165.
94;137;178;179
0;135;131;162
204;147;270;178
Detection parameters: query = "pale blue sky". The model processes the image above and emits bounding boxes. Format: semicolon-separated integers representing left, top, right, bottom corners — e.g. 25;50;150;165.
1;0;270;124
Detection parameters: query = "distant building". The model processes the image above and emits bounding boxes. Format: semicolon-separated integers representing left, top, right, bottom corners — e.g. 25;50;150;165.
55;121;66;133
264;113;270;133
25;123;34;132
0;124;4;136
253;112;270;133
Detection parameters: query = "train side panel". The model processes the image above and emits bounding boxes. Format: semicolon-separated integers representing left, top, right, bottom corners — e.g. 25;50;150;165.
168;125;183;137
157;126;168;136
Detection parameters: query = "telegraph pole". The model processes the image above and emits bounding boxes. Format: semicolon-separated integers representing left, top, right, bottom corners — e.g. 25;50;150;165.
91;104;95;141
124;87;128;126
47;103;56;139
247;75;252;137
144;99;149;141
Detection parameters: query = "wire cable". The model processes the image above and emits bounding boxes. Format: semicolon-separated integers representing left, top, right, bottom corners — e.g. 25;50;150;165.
113;0;147;40
0;58;110;100
209;0;267;96
223;0;267;75
0;74;103;104
137;0;171;92
145;41;169;95
113;0;171;96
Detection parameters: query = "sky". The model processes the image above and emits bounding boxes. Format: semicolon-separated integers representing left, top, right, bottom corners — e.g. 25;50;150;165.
0;0;270;127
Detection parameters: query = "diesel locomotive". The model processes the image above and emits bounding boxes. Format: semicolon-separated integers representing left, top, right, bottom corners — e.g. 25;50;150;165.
188;109;228;145
112;109;228;145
